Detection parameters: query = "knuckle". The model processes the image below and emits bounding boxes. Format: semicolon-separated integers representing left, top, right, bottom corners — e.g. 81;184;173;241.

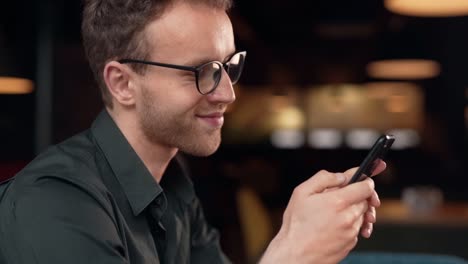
317;169;329;175
352;209;361;221
358;180;374;195
292;185;305;197
342;207;364;228
341;213;355;228
334;197;346;209
315;170;331;180
365;178;375;190
362;201;369;213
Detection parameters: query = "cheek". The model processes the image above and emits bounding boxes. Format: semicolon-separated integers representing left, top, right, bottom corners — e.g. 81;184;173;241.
148;84;204;116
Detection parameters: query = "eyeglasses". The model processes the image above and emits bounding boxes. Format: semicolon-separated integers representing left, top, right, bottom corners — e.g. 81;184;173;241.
118;51;246;95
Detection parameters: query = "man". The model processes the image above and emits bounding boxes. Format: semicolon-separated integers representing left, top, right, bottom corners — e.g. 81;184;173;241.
0;0;384;263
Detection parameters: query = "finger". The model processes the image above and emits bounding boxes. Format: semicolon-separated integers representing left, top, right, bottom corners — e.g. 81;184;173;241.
342;160;386;184
331;178;375;207
364;206;376;223
340;202;367;230
323;183;341;193
298;170;347;195
341;167;359;185
371;160;386;176
368;190;381;207
351;204;367;235
355;201;369;218
360;222;373;238
346;200;369;218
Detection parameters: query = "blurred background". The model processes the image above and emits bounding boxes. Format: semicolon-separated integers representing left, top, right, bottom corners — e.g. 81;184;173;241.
0;0;467;263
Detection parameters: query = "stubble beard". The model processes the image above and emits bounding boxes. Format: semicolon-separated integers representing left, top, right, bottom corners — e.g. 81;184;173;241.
139;87;222;157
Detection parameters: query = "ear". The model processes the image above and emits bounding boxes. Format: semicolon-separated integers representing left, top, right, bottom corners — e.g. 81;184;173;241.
103;61;137;107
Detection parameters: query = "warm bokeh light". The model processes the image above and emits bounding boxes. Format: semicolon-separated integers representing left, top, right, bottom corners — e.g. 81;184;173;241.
224;84;425;145
273;106;305;130
306;83;424;131
366;59;441;80
0;77;34;94
366;82;420;99
223;86;304;144
387;95;410;113
385;0;468;17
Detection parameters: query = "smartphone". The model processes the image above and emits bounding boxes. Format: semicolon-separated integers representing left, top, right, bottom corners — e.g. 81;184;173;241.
348;134;395;184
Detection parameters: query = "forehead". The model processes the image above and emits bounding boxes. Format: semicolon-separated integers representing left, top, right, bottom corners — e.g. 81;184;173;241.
144;3;235;64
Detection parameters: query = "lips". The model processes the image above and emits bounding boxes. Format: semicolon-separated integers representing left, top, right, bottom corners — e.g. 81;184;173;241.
196;112;225;128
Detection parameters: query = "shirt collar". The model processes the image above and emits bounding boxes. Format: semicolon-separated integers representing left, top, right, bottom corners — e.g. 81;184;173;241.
91;110;162;216
90;110;195;215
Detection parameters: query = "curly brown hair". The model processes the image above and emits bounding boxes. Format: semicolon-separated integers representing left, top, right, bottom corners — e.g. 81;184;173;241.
81;0;233;107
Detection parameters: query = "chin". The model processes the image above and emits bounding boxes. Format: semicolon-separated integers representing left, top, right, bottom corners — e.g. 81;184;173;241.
181;138;221;157
187;144;220;157
190;149;218;157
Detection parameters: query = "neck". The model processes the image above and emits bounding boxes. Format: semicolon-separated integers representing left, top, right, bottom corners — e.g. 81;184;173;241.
107;107;178;183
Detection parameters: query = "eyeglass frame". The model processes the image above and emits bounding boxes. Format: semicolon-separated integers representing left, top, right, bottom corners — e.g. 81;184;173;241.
118;51;246;95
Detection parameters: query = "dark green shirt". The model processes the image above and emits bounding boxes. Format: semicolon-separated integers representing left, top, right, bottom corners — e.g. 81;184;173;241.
0;110;231;264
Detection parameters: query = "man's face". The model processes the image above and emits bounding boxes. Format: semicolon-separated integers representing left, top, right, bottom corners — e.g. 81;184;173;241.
134;3;236;156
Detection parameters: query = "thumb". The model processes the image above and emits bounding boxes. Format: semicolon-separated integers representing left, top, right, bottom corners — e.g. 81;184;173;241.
299;170;347;195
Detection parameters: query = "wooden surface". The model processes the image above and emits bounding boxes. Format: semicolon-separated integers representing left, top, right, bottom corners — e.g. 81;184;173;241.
377;199;468;226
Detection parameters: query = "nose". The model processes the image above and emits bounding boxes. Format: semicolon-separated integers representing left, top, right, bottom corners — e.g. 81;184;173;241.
206;70;236;105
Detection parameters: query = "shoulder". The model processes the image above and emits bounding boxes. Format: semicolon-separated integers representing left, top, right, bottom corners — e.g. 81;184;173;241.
20;130;104;185
0;171;123;263
0;131;120;237
1;130;112;213
25;130;100;180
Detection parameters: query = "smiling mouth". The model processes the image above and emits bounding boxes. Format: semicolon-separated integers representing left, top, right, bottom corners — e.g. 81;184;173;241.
196;114;224;128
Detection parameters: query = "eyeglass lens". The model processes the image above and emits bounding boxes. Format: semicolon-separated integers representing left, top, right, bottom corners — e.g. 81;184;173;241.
197;52;245;94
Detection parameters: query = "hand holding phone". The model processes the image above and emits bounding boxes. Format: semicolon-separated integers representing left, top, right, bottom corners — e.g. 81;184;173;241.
348;134;395;184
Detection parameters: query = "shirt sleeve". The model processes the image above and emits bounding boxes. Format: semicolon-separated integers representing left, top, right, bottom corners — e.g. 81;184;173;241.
189;197;232;264
0;177;129;264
